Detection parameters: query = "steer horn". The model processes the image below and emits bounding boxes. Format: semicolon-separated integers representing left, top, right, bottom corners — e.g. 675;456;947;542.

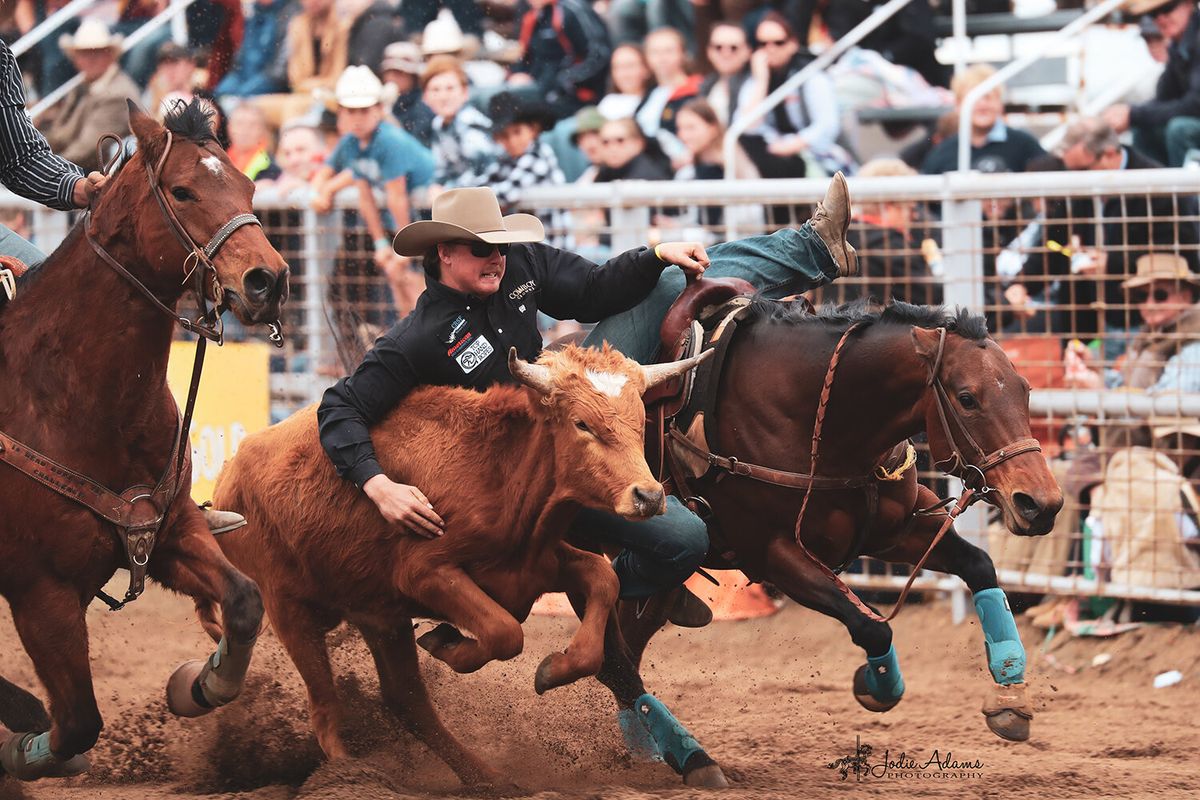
509;347;555;395
640;349;713;393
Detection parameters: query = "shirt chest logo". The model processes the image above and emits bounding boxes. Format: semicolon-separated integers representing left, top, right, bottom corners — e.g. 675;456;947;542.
455;335;494;374
443;315;469;345
509;280;537;301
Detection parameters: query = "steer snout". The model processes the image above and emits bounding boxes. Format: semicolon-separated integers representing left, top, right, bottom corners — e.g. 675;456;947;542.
618;483;667;519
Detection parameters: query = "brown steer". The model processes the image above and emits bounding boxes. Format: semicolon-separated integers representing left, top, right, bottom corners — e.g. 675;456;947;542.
200;344;706;786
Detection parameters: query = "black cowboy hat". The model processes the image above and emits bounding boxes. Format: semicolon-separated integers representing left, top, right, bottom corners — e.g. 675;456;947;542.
487;91;557;133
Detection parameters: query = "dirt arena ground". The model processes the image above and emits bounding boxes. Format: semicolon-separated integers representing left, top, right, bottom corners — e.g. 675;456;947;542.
1;581;1197;800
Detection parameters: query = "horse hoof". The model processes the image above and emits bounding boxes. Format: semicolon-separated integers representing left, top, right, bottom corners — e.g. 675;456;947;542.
852;664;901;713
985;709;1030;742
417;623;466;655
534;653;561;695
0;731;91;781
683;762;730;788
166;660;211;718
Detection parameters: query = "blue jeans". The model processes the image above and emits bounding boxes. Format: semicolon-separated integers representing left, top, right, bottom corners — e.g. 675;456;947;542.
579;223;839;596
1133;116;1200;168
584;222;839;363
574;496;709;599
0;224;47;269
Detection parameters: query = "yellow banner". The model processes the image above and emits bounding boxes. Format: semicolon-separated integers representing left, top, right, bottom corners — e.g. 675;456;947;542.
167;341;271;502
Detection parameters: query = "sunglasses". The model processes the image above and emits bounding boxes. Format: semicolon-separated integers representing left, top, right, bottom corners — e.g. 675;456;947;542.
1131;287;1173;304
708;42;745;52
602;136;629;145
454;241;510;258
1151;0;1182;17
758;38;790;48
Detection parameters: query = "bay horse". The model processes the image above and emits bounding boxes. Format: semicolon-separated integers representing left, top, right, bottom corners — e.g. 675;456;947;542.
587;298;1063;786
0;100;288;781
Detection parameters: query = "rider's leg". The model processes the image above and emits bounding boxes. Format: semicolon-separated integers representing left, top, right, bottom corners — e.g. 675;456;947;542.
572;495;711;626
0;224;48;272
584;174;853;362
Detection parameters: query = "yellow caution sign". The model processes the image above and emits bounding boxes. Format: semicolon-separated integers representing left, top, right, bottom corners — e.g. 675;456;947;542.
167;341;271;502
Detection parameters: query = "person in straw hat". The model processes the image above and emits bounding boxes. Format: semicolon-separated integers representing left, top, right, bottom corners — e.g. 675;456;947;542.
311;65;434;317
42;19;139;173
319;175;858;627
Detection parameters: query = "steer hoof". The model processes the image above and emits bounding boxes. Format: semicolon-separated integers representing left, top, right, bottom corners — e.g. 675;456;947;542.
166;660;212;718
982;682;1033;742
683;761;730;788
416;623;467;656
853;664;902;713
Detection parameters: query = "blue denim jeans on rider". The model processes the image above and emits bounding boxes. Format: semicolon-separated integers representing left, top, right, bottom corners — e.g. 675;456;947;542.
579;222;840;597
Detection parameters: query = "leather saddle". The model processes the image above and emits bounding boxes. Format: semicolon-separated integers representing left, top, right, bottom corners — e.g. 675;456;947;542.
0;256;30;303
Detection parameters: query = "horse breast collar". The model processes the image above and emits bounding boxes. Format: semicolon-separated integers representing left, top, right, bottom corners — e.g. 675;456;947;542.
0;130;269;611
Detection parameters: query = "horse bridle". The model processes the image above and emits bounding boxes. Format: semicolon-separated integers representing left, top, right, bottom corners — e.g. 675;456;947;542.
920;326;1042;496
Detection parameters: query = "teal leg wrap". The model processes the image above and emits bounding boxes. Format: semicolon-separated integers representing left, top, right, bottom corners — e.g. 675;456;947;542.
974;588;1025;684
617;707;662;762
631;693;707;774
863;645;905;701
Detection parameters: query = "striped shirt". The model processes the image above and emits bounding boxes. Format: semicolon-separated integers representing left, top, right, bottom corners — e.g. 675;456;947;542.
0;41;82;211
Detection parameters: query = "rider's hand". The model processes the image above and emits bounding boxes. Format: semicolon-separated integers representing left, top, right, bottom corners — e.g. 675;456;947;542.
655;241;710;279
363;475;445;538
72;171;107;208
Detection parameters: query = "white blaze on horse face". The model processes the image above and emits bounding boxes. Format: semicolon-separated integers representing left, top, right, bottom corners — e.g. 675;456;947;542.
201;155;224;176
586;370;629;397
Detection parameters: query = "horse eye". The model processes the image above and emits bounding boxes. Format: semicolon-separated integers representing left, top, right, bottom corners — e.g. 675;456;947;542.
574;419;591;433
171;187;196;202
958;392;978;410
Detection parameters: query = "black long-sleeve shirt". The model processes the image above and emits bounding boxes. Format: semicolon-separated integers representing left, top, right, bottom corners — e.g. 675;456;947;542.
318;242;665;488
0;41;82;211
1131;10;1200;128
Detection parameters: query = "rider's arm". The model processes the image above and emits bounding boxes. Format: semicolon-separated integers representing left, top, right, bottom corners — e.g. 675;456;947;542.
317;320;422;490
0;42;83;211
522;242;668;323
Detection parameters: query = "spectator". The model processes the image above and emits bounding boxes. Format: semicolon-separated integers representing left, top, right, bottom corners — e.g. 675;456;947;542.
641;27;701;153
215;0;296;100
594;117;672;181
312;65;434;323
1056;116;1200;340
345;0;407;74
476;91;565;213
899;109;956;170
509;0;611;119
42;20;139;173
840;157;942;307
380;42;435;146
699;22;756;128
571;106;606;183
402;0;483;42
920;65;1045;175
424;55;495;196
260;123;326;194
670;98;762;238
598;43;653;122
420;9;506;88
113;1;173;87
144;41;198;116
608;0;697;54
226;103;280;181
1103;0;1200;167
197;0;245;91
286;0;349;96
741;11;852;180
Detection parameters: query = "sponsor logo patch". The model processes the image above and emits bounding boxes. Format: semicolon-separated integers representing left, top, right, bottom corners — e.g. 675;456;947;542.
509;280;537;301
447;332;472;356
456;335;494;374
443;315;468;345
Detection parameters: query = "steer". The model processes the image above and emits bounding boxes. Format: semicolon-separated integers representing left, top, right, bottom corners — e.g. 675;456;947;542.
195;344;706;787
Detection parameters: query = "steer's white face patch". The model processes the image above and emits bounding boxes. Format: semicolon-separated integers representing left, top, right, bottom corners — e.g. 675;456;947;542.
201;155;224;176
586;370;629;397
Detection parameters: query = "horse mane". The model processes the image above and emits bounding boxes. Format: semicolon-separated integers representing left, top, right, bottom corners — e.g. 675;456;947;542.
747;296;990;341
162;98;218;145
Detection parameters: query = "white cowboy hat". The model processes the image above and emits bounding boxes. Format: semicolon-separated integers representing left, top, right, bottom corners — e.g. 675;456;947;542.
392;187;545;256
60;18;124;53
422;10;477;57
315;65;398;110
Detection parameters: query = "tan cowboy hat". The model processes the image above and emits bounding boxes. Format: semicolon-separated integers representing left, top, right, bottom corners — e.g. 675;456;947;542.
1122;253;1200;288
1125;0;1180;15
314;65;399;110
60;19;123;53
392;187;544;256
380;42;424;75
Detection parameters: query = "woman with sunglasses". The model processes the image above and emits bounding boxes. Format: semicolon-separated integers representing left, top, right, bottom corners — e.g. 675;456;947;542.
319;176;857;627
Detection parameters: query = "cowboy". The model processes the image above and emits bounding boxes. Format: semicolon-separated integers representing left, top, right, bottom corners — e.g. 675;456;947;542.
319;176;856;625
42;19;141;174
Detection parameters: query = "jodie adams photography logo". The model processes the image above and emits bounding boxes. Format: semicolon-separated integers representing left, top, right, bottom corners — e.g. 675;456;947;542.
826;735;984;781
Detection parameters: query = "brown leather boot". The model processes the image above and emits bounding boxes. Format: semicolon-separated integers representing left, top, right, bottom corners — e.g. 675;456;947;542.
202;507;247;535
809;172;858;278
667;586;713;628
